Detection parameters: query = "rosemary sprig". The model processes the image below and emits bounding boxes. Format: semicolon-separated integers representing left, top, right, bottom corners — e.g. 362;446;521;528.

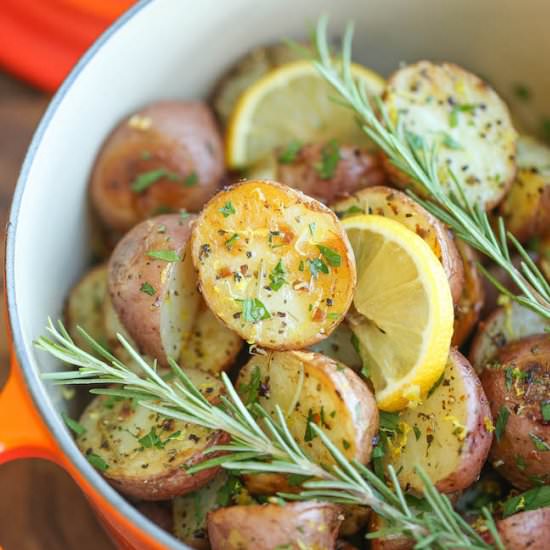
35;320;501;549
312;16;550;320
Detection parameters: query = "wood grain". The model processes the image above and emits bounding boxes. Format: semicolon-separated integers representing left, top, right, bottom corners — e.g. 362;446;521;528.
0;72;115;550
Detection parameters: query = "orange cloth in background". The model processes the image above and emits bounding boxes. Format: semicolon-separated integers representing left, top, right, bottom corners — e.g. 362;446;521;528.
0;0;134;92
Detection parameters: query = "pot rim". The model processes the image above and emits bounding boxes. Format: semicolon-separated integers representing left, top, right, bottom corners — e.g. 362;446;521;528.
5;1;186;548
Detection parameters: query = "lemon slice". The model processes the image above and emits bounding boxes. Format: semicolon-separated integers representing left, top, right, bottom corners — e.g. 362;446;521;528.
226;60;385;168
342;215;454;411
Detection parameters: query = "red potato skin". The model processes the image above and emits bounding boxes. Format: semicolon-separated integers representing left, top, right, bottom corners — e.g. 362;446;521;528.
90;101;224;232
207;502;342;550
108;213;195;365
480;335;550;490
496;508;550;550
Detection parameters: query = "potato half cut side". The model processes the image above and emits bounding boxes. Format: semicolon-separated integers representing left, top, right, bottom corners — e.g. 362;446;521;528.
65;264;108;353
480;335;550;490
191;180;356;349
76;369;226;500
108;214;201;366
469;301;550;372
207;502;342;550
496;508;550;550
382;61;517;210
236;350;378;494
331;185;464;304
382;349;492;494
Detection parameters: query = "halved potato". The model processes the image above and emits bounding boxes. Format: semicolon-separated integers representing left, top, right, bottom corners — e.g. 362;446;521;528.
76;369;226;500
191;180;356;349
496;508;550;550
469;301;550;372
496;135;550;242
207;502;342;550
452;240;485;347
65;264;108;353
179;300;243;375
236;350;378;494
331;186;464;304
109;214;200;366
309;321;363;372
90;101;224;233
480;335;550;489
382;61;517;210
382;350;492;494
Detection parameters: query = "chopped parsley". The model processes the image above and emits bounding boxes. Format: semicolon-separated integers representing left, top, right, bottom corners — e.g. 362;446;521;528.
413;425;422;441
360;365;370;379
516;455;527;471
502;486;550;518
371;439;386;480
239;365;262;406
131;168;181;192
304;409;318;442
427;372;445;397
327;312;340;320
219;201;236;217
61;412;86;436
225;233;240;250
139;427;181;450
307;258;329;278
308;222;317;237
440;132;462;150
298;260;305;272
183;171;199;187
269;260;287;291
505;367;514;391
317;245;341;267
336;204;365;219
314;139;340;179
179;209;190;220
529;432;550;452
495;406;510;442
239;298;271;323
379;411;400;434
541;400;550;422
342;439;351;450
278;140;303;164
449;103;478;128
87;452;109;471
513;83;531;102
146;249;181;262
140;282;156;296
216;475;243;507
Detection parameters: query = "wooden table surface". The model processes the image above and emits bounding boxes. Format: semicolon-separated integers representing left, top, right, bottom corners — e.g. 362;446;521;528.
0;72;115;550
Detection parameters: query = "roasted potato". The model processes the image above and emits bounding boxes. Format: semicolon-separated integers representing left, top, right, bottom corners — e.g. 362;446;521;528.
191;180;356;349
65;264;108;353
382;61;517;210
469;302;550;372
248;142;387;205
108;214;200;366
309;321;363;372
368;513;413;550
480;335;550;489
382;350;492;494
76;369;227;500
236;350;378;494
452;240;485;346
497;508;550;550
496;135;550;242
331;185;464;304
90;101;224;233
207;501;342;550
135;501;173;533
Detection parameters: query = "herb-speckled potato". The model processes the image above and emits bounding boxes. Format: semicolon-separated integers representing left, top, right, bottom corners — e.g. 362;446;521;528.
496;508;550;550
76;369;227;500
65;264;108;353
90;101;224;233
469;302;550;372
382;61;517;210
207;501;342;550
191;180;356;349
109;214;200;366
496;135;550;242
331;186;464;304
480;335;550;489
382;350;492;494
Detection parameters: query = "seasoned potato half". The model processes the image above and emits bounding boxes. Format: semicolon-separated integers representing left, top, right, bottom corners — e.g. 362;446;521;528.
382;61;517;210
207;502;342;550
480;335;550;489
368;513;413;550
452;240;485;347
65;264;108;353
309;321;363;372
90;101;224;232
496;135;550;242
109;214;200;366
496;508;550;550
469;301;550;372
191;180;356;349
331;185;464;304
76;369;226;500
382;350;492;494
237;351;378;490
248;143;387;204
179;300;243;375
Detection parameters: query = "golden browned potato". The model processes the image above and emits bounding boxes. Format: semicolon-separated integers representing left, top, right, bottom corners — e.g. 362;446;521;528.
191;180;356;349
382;350;492;494
368;513;413;550
496;508;550;550
65;264;108;353
76;369;227;500
480;335;550;489
496;135;550;242
108;214;200;366
331;186;464;304
207;502;342;550
248;142;387;204
382;61;517;210
236;350;378;494
452;240;485;347
469;302;550;372
90;101;224;233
